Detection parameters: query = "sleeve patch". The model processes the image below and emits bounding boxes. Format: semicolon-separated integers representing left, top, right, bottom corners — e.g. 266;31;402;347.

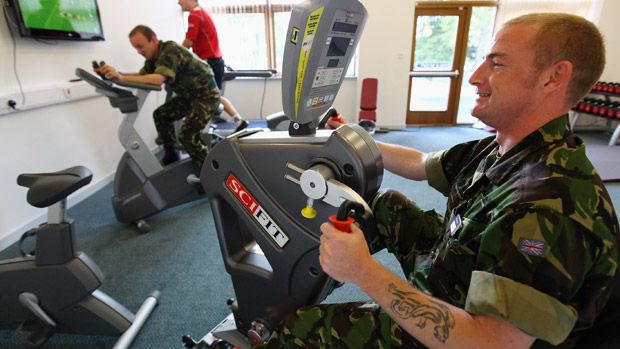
518;238;546;257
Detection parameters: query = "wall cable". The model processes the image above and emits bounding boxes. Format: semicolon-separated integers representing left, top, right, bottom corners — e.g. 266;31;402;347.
2;3;26;107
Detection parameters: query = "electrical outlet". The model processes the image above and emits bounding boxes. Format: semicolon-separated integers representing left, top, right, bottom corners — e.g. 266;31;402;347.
0;82;98;116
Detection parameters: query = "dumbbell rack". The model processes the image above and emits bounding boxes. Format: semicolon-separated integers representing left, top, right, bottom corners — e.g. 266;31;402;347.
571;81;620;146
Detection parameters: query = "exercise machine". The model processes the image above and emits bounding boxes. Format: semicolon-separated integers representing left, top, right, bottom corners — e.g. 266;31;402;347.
76;68;205;232
0;166;159;348
183;1;376;347
221;67;277;94
204;67;277;148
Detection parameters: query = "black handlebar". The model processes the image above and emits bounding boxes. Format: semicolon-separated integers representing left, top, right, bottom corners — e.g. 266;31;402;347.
76;68;146;113
336;200;365;221
112;77;162;92
76;67;162;92
223;68;277;82
76;68;115;93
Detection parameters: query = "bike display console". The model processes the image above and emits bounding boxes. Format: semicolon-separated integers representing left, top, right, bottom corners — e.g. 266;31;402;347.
282;0;367;134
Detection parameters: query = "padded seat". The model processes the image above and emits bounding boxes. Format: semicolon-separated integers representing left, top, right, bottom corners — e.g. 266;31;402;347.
17;166;92;208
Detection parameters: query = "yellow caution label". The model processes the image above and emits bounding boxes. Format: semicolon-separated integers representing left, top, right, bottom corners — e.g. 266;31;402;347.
294;6;324;120
290;27;300;44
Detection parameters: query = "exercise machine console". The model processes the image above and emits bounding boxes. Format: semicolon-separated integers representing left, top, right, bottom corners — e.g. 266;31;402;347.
184;1;377;347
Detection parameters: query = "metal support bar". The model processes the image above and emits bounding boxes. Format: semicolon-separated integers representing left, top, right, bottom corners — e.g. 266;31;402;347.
112;290;160;349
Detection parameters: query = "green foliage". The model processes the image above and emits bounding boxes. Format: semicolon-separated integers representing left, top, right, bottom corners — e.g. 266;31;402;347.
414;15;457;69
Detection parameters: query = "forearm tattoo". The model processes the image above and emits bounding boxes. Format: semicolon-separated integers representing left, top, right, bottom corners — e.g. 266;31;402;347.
388;283;455;343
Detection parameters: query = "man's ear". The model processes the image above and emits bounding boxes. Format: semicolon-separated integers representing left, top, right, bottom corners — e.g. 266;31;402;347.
542;60;573;92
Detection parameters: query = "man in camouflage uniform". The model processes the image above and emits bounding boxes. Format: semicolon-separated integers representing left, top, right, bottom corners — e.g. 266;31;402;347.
96;25;220;168
256;13;620;349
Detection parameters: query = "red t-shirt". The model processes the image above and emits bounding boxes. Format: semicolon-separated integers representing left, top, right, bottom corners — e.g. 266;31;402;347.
186;6;222;59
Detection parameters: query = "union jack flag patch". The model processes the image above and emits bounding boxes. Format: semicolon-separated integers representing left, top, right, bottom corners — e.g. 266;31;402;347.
518;238;546;257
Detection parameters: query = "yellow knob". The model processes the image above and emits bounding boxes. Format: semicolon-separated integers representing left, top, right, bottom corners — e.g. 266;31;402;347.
301;206;317;219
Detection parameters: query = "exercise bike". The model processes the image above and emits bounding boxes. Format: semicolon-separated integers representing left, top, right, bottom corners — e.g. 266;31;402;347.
76;68;205;233
0;166;159;348
183;1;376;347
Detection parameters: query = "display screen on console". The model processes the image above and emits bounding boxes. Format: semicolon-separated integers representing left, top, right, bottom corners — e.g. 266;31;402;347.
332;21;358;34
327;59;339;68
327;37;351;57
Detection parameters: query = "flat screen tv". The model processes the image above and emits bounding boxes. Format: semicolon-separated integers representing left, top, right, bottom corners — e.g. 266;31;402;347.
5;0;105;41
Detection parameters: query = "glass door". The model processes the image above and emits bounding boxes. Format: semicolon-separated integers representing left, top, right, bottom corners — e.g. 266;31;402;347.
406;4;496;125
456;6;497;124
407;7;468;125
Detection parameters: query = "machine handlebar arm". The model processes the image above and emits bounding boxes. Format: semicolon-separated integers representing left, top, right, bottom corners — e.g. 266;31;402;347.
76;68;161;93
222;68;277;82
111;78;162;91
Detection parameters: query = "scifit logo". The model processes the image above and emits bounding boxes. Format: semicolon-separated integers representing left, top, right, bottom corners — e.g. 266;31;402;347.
226;174;289;248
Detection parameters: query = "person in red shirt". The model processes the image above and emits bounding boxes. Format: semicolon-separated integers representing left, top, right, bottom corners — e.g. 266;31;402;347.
179;0;248;132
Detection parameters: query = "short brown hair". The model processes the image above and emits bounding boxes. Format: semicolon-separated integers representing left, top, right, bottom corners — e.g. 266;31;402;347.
504;13;605;105
129;25;157;41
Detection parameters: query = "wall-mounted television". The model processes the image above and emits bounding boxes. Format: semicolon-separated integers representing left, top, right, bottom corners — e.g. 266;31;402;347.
5;0;105;41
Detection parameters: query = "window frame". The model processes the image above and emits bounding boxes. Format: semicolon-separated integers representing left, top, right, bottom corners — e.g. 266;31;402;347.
207;2;295;70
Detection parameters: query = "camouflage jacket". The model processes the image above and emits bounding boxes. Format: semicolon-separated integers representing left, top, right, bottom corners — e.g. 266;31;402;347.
421;115;619;346
140;40;219;99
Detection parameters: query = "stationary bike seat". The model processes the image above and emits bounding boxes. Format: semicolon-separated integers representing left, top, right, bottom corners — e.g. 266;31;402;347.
17;166;93;208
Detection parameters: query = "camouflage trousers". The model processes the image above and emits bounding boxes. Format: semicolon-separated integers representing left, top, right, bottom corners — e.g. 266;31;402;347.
255;189;444;349
153;94;219;167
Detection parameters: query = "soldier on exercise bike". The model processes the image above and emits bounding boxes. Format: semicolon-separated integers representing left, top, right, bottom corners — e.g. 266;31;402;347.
95;24;220;168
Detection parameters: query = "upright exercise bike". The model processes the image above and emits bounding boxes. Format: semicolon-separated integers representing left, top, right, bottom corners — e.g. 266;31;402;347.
183;1;377;348
0;166;159;348
76;68;205;232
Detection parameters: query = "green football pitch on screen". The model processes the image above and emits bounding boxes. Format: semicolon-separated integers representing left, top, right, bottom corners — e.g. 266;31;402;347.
20;0;101;33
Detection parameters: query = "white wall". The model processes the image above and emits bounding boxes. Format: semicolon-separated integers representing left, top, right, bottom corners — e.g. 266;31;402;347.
357;0;415;129
597;0;620;81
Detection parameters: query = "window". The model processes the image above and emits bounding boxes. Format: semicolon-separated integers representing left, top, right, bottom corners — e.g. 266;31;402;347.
205;0;357;76
205;0;300;72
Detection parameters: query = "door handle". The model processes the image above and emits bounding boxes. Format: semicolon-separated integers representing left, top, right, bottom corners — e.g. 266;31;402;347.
409;70;460;78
